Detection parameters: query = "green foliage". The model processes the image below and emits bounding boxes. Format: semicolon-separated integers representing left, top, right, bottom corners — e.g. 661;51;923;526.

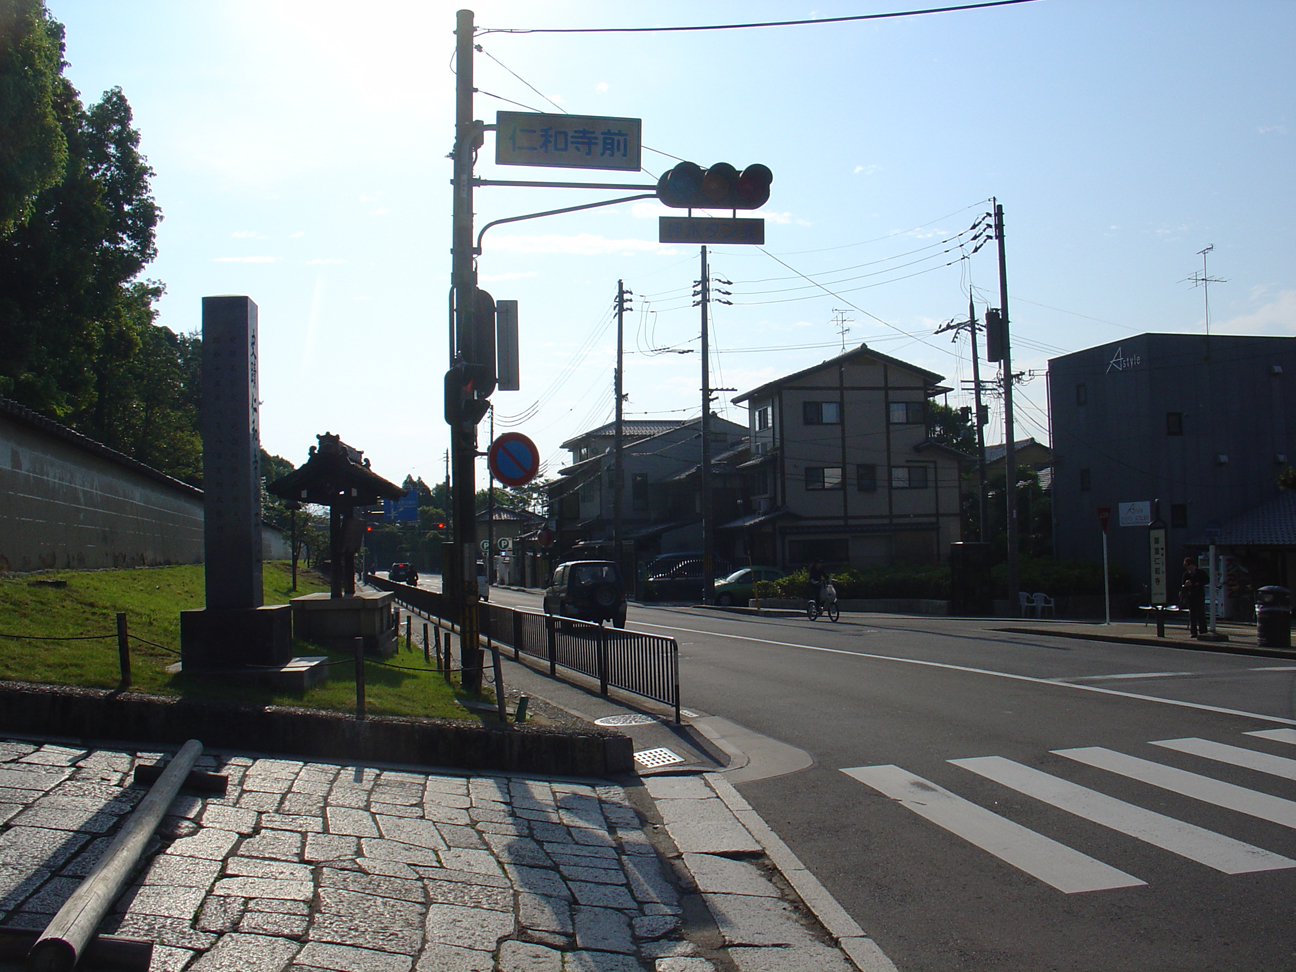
0;0;68;236
763;565;953;600
993;556;1134;598
0;563;488;718
928;401;977;454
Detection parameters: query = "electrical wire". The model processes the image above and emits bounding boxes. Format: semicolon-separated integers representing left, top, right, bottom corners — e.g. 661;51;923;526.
478;1;1040;35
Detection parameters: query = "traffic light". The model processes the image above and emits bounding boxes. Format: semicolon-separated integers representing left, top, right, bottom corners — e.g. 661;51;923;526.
657;162;772;210
444;363;491;427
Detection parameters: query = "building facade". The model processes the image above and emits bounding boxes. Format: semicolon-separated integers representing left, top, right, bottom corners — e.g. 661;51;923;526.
730;344;965;568
1048;333;1296;591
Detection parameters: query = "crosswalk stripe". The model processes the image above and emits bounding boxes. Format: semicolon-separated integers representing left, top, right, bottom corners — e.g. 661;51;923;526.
1056;747;1296;830
952;756;1295;874
1152;737;1296;781
1247;728;1296;746
841;765;1145;893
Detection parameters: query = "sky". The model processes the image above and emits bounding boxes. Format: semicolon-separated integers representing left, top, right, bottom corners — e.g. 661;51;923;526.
44;0;1296;491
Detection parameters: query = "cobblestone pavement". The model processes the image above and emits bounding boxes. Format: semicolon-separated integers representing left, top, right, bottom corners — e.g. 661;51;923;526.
0;738;872;972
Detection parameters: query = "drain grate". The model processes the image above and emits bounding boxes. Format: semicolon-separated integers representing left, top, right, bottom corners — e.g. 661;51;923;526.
634;747;685;768
595;714;658;727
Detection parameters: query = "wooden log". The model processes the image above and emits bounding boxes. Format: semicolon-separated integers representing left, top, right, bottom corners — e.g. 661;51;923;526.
27;739;204;972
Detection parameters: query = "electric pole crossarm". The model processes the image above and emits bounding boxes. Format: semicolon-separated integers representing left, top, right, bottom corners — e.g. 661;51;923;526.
475;194;655;253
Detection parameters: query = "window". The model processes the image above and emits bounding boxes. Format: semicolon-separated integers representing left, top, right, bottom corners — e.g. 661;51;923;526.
891;465;929;489
803;401;841;425
889;401;924;424
1080;468;1091;492
632;473;648;511
754;467;769;496
788;538;849;563
755;406;770;431
805;466;844;490
1076;383;1087;406
1171;503;1188;528
1167;412;1184;436
856;463;878;492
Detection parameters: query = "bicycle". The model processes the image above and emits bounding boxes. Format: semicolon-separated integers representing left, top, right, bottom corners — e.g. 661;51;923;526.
806;580;840;622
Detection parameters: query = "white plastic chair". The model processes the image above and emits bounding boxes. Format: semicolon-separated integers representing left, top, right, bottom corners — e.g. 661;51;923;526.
1034;592;1055;618
1018;592;1037;617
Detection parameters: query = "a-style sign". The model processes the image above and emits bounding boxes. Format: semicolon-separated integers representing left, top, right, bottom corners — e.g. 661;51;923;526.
659;216;765;245
488;432;541;488
1119;500;1151;527
495;112;642;171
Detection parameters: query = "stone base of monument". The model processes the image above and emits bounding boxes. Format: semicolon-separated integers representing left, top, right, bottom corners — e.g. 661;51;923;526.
180;604;293;668
291;591;398;658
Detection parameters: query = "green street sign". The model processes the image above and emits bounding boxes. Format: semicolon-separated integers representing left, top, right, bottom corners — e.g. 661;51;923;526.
659;216;765;246
495;112;642;171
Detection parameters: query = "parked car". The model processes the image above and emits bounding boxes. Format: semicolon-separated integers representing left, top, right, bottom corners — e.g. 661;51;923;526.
642;556;733;603
389;562;415;584
543;560;627;627
713;566;786;606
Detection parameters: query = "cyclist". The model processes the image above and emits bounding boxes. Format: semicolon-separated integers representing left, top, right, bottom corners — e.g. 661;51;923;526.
807;560;827;611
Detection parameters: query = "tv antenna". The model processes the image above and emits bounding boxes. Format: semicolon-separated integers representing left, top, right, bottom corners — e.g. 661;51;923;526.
1185;244;1227;336
830;308;853;350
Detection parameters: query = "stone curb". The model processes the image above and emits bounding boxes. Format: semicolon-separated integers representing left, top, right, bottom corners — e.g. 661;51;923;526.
0;680;635;778
701;773;898;972
995;626;1296;660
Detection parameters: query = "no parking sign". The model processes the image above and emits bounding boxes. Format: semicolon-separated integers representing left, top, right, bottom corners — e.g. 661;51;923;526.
488;432;541;487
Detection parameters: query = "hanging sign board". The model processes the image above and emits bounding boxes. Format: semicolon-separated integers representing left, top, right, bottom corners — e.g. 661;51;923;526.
659;216;765;245
1119;501;1151;527
495;112;642;171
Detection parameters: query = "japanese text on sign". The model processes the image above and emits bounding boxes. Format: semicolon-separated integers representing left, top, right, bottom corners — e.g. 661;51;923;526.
1149;525;1168;605
495;112;642;172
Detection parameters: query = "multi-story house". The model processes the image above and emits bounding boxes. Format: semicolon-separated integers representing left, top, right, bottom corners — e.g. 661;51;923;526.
548;415;747;564
1049;333;1296;592
730;344;966;567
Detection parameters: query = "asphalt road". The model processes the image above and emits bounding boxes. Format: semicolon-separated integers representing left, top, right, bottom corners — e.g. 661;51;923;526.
419;580;1296;971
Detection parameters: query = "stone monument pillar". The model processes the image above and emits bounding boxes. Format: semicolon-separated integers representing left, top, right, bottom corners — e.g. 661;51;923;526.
201;296;263;608
181;295;293;672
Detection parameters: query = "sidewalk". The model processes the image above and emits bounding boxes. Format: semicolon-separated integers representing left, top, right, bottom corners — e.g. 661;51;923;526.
0;735;887;972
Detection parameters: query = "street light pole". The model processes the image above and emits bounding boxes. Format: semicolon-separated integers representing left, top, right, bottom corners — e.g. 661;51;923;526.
993;200;1020;614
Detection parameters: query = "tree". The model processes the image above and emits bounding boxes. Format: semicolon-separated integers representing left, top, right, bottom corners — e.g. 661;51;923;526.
928;402;977;454
0;0;67;236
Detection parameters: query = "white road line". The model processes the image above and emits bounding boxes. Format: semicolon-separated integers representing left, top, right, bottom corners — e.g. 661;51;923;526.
630;619;1296;727
952;756;1295;874
1056;747;1296;830
1248;729;1296;746
1058;671;1196;682
1250;666;1296;671
841;764;1145;893
1152;737;1296;781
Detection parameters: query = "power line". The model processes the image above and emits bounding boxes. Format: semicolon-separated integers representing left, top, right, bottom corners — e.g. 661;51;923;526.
479;1;1039;36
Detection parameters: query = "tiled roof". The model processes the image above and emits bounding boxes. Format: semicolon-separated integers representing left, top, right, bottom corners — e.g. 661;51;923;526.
733;343;944;405
560;420;684;450
1202;492;1296;547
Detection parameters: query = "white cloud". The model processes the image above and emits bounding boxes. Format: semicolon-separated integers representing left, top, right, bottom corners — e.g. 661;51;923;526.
479;271;540;282
303;258;345;265
1259;124;1287;135
853;164;881;175
369;208;391;216
763;211;811;227
595;82;609;94
486;233;679;257
213;255;276;263
230;230;266;239
1217;289;1296;334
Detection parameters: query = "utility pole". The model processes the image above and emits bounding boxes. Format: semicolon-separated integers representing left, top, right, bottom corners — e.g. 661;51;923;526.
487;406;495;591
450;8;483;689
697;247;714;603
613;281;628;576
937;295;989;540
993;199;1019;614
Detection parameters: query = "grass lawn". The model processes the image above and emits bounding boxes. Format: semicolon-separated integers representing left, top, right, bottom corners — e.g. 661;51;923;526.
0;563;490;720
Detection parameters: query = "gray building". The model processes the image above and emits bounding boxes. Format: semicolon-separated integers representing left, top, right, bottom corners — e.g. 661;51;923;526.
1049;333;1296;591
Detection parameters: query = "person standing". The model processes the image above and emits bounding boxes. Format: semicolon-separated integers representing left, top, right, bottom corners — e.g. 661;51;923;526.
1181;556;1208;638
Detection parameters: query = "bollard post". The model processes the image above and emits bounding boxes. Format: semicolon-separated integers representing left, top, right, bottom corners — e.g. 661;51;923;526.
434;625;443;669
423;622;430;664
115;613;130;687
406;615;412;652
444;630;453;683
514;696;528;723
546;614;557;677
353;637;365;721
1156;608;1166;638
491;644;507;725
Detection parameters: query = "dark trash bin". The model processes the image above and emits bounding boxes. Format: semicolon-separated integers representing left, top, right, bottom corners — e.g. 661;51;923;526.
1256;586;1291;648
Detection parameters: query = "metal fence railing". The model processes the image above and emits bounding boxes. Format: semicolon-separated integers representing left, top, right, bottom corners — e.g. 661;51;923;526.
365;575;680;722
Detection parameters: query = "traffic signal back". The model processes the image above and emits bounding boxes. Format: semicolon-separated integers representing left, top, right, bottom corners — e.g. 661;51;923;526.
657;162;772;210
